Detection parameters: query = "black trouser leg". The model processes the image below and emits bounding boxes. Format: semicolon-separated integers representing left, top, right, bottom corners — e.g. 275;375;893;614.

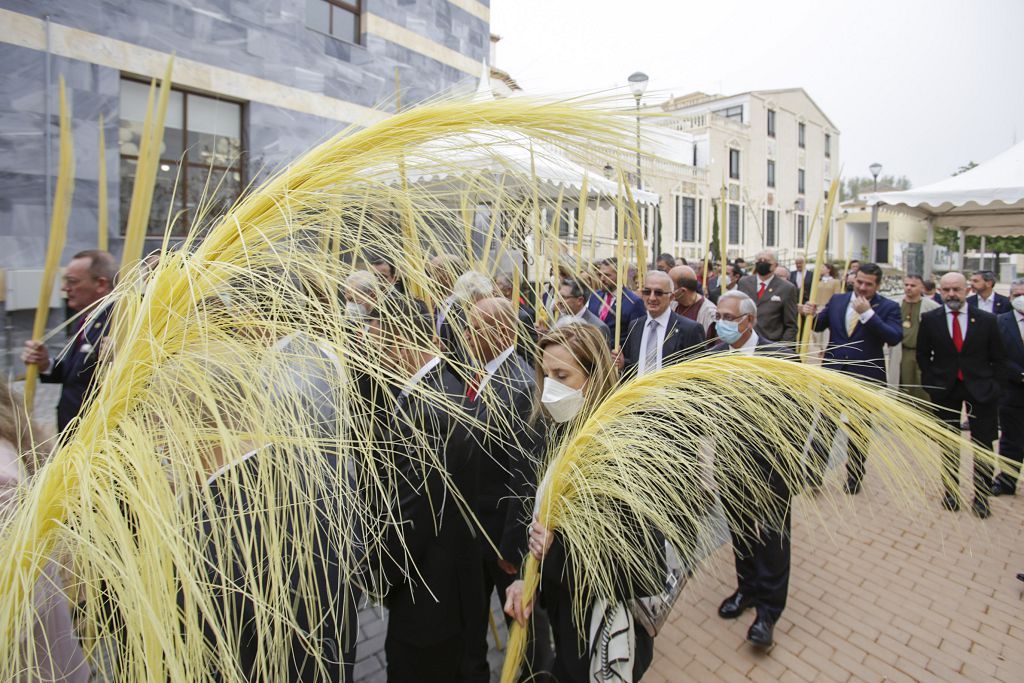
933;389;967;494
807;418;832;487
997;403;1024;490
967;399;998;503
751;501;791;621
460;558;498;683
386;632;463;683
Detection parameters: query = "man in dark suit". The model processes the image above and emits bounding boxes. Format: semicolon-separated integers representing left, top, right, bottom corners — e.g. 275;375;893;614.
924;279;944;305
617;270;705;377
801;262;903;494
460;297;551;681
22;249;115;436
967;270;1011;316
588;257;644;348
993;280;1024;496
789;254;813;304
710;290;792;649
366;307;485;682
917;271;1006;518
737;250;798;343
550;276;612;347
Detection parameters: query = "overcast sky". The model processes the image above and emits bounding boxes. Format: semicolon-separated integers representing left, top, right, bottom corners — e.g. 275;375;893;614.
490;0;1024;187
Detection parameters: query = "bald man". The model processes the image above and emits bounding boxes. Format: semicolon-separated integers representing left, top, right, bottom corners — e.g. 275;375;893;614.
462;297;551;679
669;265;718;336
618;270;705;377
917;271;1006;518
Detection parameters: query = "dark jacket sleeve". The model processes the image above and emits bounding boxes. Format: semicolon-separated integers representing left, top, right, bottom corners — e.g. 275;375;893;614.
780;285;798;342
866;299;904;347
916;315;935;387
813;297;833;333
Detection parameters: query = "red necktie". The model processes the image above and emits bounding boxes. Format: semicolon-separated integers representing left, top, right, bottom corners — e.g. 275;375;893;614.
599;292;613;321
757;282;766;300
951;311;964;380
466;372;482;401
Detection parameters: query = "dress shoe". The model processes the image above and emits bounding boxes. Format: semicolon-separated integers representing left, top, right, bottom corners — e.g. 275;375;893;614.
747;612;775;648
718;591;753;619
941;492;960;511
971;497;991;519
843;477;861;495
1016;572;1024;582
991;479;1017;497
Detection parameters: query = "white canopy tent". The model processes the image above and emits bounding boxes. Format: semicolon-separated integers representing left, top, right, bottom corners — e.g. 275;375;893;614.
867;141;1024;277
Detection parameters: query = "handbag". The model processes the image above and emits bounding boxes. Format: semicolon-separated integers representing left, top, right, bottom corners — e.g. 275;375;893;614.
629;542;687;638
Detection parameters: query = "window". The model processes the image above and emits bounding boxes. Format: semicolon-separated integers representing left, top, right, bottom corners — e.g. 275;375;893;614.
713;105;743;122
119;78;244;237
798;122;806;149
764;210;777;247
728;203;741;245
677;196;696;242
692;144;698;167
824;132;831;158
545;206;577;239
767;160;776;188
798;168;805;194
306;0;361;44
729;149;740;180
796;214;806;249
767;109;776;137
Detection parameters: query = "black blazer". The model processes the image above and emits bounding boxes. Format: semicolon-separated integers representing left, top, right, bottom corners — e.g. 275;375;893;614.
194;447;354;682
375;361;484;646
41;304;111;434
916;306;1006;405
621;312;705;377
470;352;545;565
789;269;813;304
966;292;1011;317
997;310;1024;407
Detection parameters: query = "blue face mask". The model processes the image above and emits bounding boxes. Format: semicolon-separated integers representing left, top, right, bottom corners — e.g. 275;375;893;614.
717;319;743;344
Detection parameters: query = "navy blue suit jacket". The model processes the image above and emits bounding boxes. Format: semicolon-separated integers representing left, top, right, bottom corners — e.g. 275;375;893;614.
997;310;1024;407
967;292;1011;317
588;288;644;347
41;304;111;434
813;292;903;382
621;312;706;378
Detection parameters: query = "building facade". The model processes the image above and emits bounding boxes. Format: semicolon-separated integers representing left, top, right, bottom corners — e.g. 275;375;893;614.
0;0;490;271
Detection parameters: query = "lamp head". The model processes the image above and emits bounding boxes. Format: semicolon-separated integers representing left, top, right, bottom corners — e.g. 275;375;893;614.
869;162;882;179
628;71;649;99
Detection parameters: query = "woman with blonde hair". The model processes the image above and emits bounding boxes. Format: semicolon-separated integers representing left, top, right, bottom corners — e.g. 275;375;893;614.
509;323;663;682
0;383;89;682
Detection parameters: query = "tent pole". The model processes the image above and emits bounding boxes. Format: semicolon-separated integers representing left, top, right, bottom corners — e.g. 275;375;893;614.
923;218;934;280
980;236;987;271
958;229;966;271
869;203;879;262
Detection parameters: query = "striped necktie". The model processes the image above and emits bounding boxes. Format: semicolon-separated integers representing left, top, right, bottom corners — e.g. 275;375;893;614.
644;319;660;374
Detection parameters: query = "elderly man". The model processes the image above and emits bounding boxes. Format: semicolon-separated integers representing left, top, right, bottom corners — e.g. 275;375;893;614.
737;250;798;343
888;275;940;400
993;279;1024;497
968;270;1011;316
438;270;496;361
801;262;902;494
655;253;676;273
551;276;612;346
789;255;812;304
668;265;717;337
461;297;550;680
710;290;792;649
917;271;1005;518
617;270;704;377
588;257;644;348
22;249;115;435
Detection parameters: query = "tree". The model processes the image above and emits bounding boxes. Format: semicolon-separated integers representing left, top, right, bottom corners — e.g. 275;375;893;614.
839;175;912;201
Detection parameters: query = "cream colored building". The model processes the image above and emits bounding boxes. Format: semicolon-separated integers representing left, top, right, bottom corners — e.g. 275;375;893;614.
836;199;929;270
566;88;840;268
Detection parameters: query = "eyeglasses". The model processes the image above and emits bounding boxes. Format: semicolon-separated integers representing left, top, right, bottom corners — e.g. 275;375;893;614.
641;288;671;297
714;313;749;323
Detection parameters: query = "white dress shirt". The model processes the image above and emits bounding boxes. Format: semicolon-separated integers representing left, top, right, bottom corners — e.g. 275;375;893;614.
844;296;876;327
1016;311;1024;344
638;308;673;375
400;355;442;401
476;345;515;394
729;331;760;356
976;293;995;313
944;305;969;339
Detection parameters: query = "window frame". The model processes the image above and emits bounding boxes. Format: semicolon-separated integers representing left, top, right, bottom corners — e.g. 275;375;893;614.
765;209;777;247
307;0;363;45
676;195;697;243
767;159;776;188
798;121;806;149
767;109;776;138
727;203;742;245
824;132;831;158
796;213;806;249
797;168;806;195
729;148;741;180
118;75;246;237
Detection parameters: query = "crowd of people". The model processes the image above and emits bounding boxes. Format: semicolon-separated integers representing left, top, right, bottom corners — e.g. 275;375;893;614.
6;244;1022;682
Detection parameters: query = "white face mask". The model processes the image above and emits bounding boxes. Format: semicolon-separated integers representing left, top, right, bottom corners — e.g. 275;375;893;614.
345;301;368;318
541;377;585;423
1013;296;1024;314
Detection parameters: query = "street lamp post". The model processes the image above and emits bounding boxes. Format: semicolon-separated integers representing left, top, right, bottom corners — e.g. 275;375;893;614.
868;162;882;263
628;71;651;261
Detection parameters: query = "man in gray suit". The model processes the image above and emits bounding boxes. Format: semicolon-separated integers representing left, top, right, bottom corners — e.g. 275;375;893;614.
551;276;613;347
737;249;798;343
